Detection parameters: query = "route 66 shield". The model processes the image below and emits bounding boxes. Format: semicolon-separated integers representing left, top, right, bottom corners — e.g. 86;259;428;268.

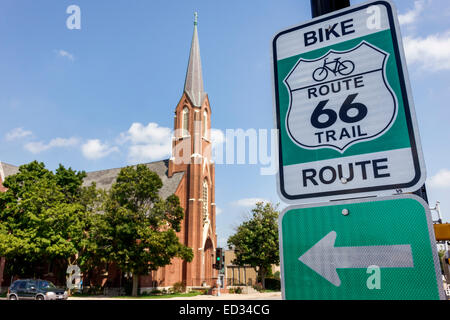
284;41;397;152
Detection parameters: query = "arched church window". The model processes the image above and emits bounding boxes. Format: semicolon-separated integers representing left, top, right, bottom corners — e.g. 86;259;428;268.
182;107;189;136
203;110;208;138
202;179;208;224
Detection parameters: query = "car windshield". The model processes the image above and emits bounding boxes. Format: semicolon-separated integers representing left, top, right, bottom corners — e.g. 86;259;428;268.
39;281;56;289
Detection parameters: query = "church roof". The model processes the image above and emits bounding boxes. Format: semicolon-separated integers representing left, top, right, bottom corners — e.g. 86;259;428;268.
0;162;19;181
83;159;184;200
184;12;207;107
0;160;184;200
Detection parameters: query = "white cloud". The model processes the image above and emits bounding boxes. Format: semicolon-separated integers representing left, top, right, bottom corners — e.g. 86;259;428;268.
57;49;75;61
398;1;425;25
403;32;450;71
119;122;172;145
210;128;225;148
231;198;269;208
216;206;223;215
428;169;450;189
81;139;119;160
24;137;79;154
127;144;172;163
119;122;172;163
5;127;32;141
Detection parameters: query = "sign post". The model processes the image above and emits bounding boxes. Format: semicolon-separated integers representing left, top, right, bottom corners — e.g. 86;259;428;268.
310;0;350;18
279;195;445;300
272;0;426;203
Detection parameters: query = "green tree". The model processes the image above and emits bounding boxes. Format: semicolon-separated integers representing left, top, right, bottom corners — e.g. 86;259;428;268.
94;165;193;296
227;202;280;289
74;183;107;272
0;161;95;280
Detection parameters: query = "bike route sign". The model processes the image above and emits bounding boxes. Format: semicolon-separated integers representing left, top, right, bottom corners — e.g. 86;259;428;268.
279;195;445;300
272;0;426;203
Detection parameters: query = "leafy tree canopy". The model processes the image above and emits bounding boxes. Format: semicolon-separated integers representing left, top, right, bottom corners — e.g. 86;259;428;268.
227;201;280;288
0;161;94;276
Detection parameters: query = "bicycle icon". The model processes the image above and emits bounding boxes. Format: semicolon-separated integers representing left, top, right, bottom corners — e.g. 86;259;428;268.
312;57;355;82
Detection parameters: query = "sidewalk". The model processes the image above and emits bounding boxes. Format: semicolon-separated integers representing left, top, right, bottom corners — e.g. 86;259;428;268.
68;292;281;300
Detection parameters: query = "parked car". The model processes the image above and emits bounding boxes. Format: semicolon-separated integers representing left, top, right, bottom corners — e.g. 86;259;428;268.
7;279;68;300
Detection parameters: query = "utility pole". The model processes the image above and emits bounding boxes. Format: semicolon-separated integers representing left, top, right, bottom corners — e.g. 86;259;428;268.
310;0;350;18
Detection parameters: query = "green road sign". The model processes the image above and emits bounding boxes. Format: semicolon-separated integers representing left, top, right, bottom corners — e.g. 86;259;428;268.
272;0;426;203
279;195;445;300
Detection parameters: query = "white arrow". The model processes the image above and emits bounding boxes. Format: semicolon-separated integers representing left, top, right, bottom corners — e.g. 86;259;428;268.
298;231;414;287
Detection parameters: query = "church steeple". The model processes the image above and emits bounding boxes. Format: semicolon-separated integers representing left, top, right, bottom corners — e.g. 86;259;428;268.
170;12;212;176
184;12;206;107
167;13;216;287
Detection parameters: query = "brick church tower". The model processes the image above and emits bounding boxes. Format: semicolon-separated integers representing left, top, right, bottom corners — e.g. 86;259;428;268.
168;12;217;288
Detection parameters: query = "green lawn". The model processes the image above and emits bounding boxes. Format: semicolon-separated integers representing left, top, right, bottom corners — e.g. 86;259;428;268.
113;291;205;299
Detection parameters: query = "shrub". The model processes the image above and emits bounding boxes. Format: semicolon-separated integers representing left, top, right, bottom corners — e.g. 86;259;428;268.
253;283;263;292
151;289;162;295
230;287;243;294
172;282;186;294
264;278;281;291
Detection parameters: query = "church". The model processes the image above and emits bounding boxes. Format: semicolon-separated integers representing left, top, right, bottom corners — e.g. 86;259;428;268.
0;15;218;292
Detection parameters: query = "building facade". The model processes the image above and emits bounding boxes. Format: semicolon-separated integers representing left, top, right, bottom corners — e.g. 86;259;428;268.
224;250;281;289
224;250;258;287
0;15;217;292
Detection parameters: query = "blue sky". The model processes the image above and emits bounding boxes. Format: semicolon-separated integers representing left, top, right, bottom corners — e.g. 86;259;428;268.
1;0;450;247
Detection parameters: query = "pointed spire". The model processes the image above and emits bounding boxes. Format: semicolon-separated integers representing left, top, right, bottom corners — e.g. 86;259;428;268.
184;12;206;107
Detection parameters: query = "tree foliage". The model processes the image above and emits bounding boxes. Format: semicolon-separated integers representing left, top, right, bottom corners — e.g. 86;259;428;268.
227;202;280;289
0;161;95;276
93;165;193;296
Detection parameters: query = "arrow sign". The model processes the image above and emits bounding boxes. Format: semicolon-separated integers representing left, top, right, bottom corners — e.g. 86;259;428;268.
298;231;414;287
281;196;445;299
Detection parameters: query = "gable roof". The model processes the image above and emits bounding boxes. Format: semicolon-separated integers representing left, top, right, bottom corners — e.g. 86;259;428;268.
0;162;19;181
83;159;184;200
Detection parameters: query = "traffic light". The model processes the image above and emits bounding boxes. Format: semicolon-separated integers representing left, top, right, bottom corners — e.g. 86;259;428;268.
215;248;223;270
221;253;225;271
